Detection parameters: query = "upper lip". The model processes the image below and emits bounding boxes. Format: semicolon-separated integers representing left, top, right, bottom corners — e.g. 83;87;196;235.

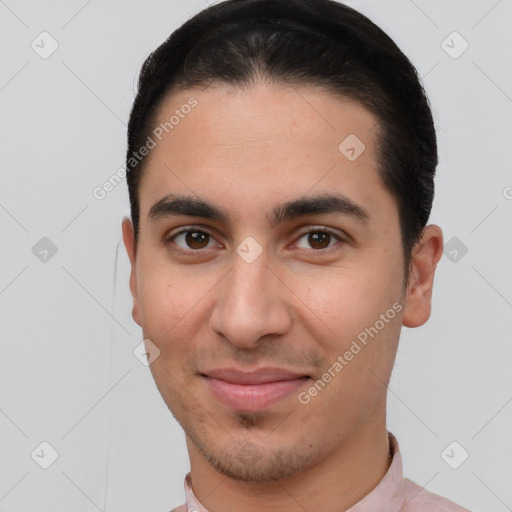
202;367;309;385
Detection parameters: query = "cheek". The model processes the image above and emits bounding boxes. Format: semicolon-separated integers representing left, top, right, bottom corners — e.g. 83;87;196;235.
299;294;401;432
288;252;403;408
135;257;201;343
136;273;177;337
291;260;402;345
135;257;223;373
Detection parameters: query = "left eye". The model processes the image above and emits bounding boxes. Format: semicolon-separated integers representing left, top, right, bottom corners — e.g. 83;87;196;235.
295;229;342;250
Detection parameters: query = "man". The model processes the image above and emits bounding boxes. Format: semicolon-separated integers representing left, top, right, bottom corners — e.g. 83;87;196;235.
121;0;471;510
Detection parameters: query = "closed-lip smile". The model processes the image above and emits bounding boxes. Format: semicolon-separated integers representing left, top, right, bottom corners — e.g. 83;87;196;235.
201;367;311;411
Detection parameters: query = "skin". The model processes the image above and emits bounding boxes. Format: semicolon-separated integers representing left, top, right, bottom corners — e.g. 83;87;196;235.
122;81;443;512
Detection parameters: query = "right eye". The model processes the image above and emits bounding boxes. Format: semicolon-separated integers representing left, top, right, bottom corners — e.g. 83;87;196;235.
166;228;221;253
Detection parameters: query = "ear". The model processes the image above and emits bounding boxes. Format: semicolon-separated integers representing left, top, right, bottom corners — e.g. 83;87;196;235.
402;224;444;328
122;217;142;326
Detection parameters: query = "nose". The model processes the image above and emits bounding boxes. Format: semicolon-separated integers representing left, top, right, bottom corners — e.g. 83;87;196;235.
209;248;293;349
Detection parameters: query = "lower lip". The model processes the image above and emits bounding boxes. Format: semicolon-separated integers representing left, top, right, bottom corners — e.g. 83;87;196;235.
204;376;309;412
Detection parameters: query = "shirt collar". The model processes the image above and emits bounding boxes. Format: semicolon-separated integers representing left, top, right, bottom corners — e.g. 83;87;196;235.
182;431;405;512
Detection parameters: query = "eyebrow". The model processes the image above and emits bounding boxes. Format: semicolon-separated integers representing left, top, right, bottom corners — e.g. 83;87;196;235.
148;193;370;228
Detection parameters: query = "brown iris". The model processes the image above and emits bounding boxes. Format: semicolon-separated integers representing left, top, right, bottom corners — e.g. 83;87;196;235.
185;231;210;249
308;231;331;250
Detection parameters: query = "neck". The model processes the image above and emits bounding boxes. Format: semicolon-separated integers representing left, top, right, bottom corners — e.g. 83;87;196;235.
186;408;392;512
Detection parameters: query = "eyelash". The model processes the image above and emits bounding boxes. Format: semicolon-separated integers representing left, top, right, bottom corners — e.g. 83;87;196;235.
164;226;345;255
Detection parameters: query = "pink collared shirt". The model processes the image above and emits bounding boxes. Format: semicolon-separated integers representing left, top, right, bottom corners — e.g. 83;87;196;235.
170;432;471;511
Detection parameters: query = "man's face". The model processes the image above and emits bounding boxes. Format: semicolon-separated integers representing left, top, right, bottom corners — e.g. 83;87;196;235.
123;82;409;482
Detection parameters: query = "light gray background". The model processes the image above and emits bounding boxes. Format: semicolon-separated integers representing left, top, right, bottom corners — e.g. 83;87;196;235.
1;1;511;511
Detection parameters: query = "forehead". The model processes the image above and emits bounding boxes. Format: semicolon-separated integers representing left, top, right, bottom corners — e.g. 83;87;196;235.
137;82;391;226
151;81;379;158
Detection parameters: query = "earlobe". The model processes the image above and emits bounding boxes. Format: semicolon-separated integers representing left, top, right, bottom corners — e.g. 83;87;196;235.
402;225;444;328
121;217;142;326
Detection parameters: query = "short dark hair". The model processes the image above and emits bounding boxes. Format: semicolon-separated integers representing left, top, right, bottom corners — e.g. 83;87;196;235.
126;0;438;275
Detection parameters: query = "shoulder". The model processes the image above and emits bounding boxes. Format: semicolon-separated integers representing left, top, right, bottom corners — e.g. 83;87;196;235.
400;477;472;511
168;505;187;512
